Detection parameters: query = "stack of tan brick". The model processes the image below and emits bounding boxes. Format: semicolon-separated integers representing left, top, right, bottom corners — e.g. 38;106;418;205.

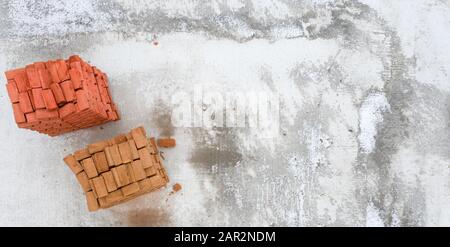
4;55;119;136
63;126;169;211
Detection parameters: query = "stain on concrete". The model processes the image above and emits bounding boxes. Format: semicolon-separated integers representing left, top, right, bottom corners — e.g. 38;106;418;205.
126;208;171;226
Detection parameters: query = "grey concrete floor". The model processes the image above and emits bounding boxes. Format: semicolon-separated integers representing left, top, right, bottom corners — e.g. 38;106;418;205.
0;0;449;226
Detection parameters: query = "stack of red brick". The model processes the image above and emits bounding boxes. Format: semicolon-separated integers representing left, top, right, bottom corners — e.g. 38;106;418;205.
64;126;169;211
4;55;119;136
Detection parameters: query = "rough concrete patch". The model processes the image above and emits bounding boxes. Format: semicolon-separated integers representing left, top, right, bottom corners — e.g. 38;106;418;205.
189;128;244;167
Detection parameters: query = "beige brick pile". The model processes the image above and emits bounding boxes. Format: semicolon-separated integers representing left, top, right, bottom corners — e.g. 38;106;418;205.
63;126;169;211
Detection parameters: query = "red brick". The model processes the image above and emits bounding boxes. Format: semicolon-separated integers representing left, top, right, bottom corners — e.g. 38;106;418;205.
68;55;81;63
31;88;46;109
84;63;93;73
27;90;35;110
12;103;26;123
8;69;29;92
59;102;76;119
46;61;60;83
75;89;90;111
90;80;101;98
34;62;46;71
18;92;33;113
5;70;15;80
42;89;58;110
50;82;66;104
6;81;19;103
56;60;69;81
25;112;38;123
95;74;106;88
60;80;76;102
5;55;119;136
35;109;59;120
25;64;41;88
99;86;111;104
36;64;52;89
69;62;83;89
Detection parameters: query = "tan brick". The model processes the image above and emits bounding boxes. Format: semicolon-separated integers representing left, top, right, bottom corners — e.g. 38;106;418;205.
130;160;146;181
101;171;117;192
109;144;123;166
92;176;108;198
88;140;109;154
127;163;136;183
85;191;99;212
88;180;98;198
149;137;158;154
74;148;90;161
81;157;98;178
92;151;109;173
131;127;147;148
121;182;140;197
118;142;132;163
111;164;130;187
104;190;123;205
76;171;91;192
128;139;139;160
144;166;157;177
138;147;153;169
149;174;166;188
138;178;153;191
104;146;115;167
114;134;128;144
63;154;83;174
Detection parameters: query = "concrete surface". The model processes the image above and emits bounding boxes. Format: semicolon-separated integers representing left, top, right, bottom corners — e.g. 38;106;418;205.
0;0;449;226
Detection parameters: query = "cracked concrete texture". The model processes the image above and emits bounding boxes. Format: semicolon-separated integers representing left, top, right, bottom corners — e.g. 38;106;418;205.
0;0;449;226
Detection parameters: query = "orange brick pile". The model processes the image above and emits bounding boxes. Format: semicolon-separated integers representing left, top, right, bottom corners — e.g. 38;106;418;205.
63;126;169;212
4;55;119;136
